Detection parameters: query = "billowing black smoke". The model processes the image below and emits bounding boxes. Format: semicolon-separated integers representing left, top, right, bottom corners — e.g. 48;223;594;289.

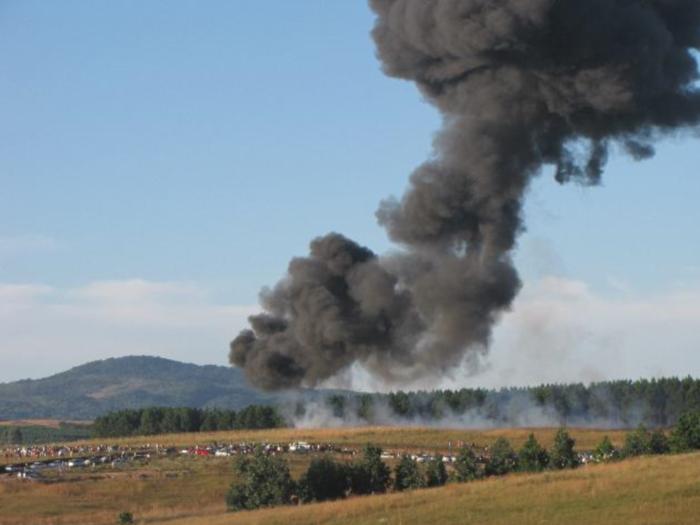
231;0;700;390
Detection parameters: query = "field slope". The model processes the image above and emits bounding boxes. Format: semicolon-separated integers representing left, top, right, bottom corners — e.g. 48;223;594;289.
168;453;700;525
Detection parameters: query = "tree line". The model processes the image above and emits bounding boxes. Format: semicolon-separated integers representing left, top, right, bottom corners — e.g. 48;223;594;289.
92;405;284;438
226;410;700;512
315;376;700;427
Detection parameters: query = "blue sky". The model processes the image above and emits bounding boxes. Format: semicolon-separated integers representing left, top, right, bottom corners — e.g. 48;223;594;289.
1;1;699;386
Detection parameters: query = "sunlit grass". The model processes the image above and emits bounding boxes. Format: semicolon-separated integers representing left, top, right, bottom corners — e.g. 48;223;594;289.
0;426;657;525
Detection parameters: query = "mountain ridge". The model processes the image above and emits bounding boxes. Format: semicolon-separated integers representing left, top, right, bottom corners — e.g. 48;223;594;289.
0;355;289;420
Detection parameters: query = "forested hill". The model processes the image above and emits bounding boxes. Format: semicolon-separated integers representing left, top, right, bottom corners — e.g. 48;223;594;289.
0;356;290;420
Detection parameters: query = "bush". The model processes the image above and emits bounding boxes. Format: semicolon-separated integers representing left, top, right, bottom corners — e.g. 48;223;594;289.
670;411;700;452
348;444;390;495
593;435;618;462
622;426;651;457
299;456;349;502
393;455;425;491
226;447;296;511
649;430;670;455
518;433;549;472
117;512;134;525
485;437;518;476
550;428;578;469
454;446;482;482
425;455;448;487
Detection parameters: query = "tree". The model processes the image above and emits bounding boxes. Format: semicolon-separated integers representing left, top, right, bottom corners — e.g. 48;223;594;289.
485;437;518;476
226;447;296;511
117;512;134;524
622;426;651;457
348;444;390;495
425;455;448;487
393;455;425;491
648;429;670;455
593;435;617;462
7;427;23;445
139;407;163;435
299;456;349;502
454;446;482;482
519;434;549;472
670;411;700;452
550;428;578;469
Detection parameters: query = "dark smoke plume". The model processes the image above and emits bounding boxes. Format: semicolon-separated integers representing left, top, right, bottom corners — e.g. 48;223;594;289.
231;0;700;390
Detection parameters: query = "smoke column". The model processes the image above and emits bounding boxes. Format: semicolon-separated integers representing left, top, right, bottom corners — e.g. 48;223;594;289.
231;0;700;390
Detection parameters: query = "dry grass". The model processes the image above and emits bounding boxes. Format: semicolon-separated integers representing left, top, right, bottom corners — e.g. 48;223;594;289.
0;426;653;525
0;419;90;429
52;426;629;451
161;453;700;525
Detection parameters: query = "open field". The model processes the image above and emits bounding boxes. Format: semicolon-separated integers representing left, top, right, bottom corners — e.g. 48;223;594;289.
0;426;681;525
167;452;700;525
0;420;91;428
31;425;630;450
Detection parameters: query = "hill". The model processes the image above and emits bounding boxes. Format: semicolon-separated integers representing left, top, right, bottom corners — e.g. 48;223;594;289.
0;356;290;420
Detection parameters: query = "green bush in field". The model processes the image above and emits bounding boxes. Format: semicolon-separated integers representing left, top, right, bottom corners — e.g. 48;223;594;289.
649;429;670;454
425;455;448;487
519;433;550;471
550;428;578;469
299;456;349;502
348;444;391;495
670;411;700;452
226;447;296;511
593;435;618;462
622;425;652;457
117;512;134;524
485;437;518;476
393;455;426;491
454;446;482;482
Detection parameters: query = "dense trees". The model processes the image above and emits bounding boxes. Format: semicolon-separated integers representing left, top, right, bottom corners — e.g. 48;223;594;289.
323;377;700;427
93;405;284;438
2;427;23;445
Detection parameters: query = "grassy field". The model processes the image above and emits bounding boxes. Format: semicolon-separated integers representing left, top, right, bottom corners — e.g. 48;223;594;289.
0;426;683;525
39;425;630;450
164;452;700;525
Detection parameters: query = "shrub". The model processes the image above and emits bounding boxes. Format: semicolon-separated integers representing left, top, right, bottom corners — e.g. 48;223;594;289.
348;444;390;495
649;430;670;455
550;428;578;469
393;455;425;491
454;446;482;482
670;411;700;452
299;456;349;502
593;435;618;462
622;426;651;457
485;437;518;476
117;512;134;525
226;447;296;511
519;433;549;472
425;455;448;487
